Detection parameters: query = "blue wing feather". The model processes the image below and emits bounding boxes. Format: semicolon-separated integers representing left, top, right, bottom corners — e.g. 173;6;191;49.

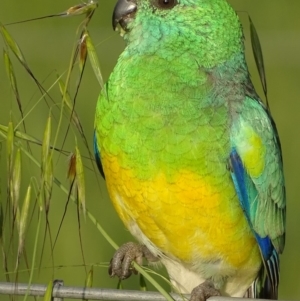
229;148;279;299
94;131;105;179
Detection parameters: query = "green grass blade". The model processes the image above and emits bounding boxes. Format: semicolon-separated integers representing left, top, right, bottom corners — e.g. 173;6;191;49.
42;115;51;164
43;281;53;301
66;1;98;17
86;31;105;90
7;121;14;172
75;142;86;218
12;148;21;216
249;16;269;109
139;274;147;291
3;50;26;129
18;184;31;257
0;23;26;64
85;265;94;288
79;34;88;74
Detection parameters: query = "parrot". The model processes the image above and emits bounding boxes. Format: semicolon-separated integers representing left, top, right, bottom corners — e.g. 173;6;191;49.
94;0;286;299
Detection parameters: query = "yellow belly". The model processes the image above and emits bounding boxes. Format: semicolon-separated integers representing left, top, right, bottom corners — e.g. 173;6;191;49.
102;153;260;270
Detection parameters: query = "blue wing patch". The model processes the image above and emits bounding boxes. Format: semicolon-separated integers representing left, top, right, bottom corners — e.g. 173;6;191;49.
229;149;250;216
229;148;279;299
94;131;105;179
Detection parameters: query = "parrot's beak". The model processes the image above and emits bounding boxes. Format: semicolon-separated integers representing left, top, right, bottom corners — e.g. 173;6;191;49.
112;0;137;31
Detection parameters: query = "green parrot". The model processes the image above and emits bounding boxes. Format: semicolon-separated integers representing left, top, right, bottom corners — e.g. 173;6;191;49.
94;0;286;299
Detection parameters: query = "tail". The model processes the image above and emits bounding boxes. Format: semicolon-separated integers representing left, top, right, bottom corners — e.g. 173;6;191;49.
244;250;279;299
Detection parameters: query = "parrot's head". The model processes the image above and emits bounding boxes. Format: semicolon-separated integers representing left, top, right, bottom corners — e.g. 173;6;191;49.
112;0;244;67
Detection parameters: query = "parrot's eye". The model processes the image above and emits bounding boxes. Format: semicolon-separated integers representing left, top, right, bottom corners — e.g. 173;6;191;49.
154;0;177;9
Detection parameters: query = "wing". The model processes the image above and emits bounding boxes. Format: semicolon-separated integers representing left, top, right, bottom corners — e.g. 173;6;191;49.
94;130;105;179
229;96;286;299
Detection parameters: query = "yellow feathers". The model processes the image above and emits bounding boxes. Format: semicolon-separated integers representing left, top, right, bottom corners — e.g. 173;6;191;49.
234;123;266;178
102;152;260;268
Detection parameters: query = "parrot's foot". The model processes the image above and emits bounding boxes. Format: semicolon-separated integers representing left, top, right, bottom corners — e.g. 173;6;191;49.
190;280;221;301
109;242;158;280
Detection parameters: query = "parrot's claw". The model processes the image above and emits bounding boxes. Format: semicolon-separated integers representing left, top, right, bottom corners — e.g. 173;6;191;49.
190;280;221;301
109;242;158;280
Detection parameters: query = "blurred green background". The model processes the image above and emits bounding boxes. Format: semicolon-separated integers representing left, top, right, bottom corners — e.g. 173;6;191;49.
0;0;299;300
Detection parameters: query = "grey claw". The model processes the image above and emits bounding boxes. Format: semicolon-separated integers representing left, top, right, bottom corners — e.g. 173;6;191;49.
190;280;221;301
109;242;146;280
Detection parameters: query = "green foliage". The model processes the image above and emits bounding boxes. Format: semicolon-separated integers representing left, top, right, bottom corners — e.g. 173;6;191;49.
0;3;173;299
